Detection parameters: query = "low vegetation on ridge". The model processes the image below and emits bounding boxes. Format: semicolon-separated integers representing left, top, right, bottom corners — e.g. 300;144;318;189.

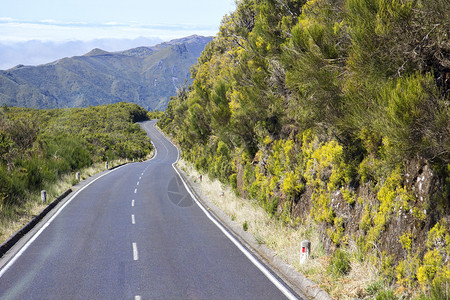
0;102;153;243
160;0;449;298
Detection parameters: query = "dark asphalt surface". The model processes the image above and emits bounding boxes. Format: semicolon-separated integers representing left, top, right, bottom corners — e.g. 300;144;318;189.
0;120;296;299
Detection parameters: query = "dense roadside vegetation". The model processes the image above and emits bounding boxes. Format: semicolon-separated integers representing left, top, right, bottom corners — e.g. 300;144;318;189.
160;0;449;298
0;102;152;242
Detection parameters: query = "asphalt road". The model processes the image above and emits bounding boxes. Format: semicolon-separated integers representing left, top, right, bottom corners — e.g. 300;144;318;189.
0;120;298;299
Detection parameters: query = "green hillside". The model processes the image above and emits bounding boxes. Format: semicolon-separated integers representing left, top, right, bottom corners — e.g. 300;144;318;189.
160;0;449;298
0;35;212;110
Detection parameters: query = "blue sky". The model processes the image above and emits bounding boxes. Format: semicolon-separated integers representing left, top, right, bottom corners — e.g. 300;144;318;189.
0;0;236;69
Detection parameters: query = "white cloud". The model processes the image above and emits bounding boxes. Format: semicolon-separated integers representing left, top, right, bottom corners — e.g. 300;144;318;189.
0;19;218;42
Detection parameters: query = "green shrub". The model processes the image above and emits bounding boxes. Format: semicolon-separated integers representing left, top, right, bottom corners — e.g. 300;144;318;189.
265;197;279;217
328;248;351;276
366;280;384;296
229;173;238;191
376;73;448;162
376;289;398;300
243;220;248;231
341;187;356;205
427;277;450;300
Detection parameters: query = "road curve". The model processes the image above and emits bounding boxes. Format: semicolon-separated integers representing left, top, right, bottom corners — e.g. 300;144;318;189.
0;120;299;299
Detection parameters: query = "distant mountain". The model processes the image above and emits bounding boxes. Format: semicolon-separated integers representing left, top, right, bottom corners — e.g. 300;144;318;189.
0;35;212;110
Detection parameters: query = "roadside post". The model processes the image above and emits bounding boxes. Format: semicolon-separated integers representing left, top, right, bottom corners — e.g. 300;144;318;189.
300;240;311;264
41;190;47;204
76;172;80;181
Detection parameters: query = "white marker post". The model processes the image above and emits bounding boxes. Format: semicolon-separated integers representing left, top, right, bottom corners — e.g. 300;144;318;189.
300;240;311;264
41;190;47;204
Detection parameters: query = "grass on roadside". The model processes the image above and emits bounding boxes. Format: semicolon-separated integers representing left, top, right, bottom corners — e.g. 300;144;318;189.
177;158;382;299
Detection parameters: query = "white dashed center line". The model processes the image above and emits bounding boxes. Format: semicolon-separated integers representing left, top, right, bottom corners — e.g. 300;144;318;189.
132;243;139;261
135;296;141;300
137;182;140;186
131;214;135;224
132;199;135;207
134;188;137;194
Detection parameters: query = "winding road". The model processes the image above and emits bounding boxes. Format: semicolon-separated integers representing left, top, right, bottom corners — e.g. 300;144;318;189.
0;120;300;299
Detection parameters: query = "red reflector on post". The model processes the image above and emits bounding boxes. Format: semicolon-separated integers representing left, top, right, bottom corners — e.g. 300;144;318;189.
300;240;311;264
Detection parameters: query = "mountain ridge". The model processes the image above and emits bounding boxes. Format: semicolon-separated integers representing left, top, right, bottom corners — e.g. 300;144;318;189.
0;35;212;110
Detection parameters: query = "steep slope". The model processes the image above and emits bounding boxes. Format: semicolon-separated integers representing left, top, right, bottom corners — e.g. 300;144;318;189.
0;35;212;110
160;0;449;298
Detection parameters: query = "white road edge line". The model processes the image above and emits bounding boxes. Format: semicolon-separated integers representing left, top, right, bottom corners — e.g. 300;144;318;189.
150;140;157;160
132;243;139;261
0;165;126;279
162;127;298;300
